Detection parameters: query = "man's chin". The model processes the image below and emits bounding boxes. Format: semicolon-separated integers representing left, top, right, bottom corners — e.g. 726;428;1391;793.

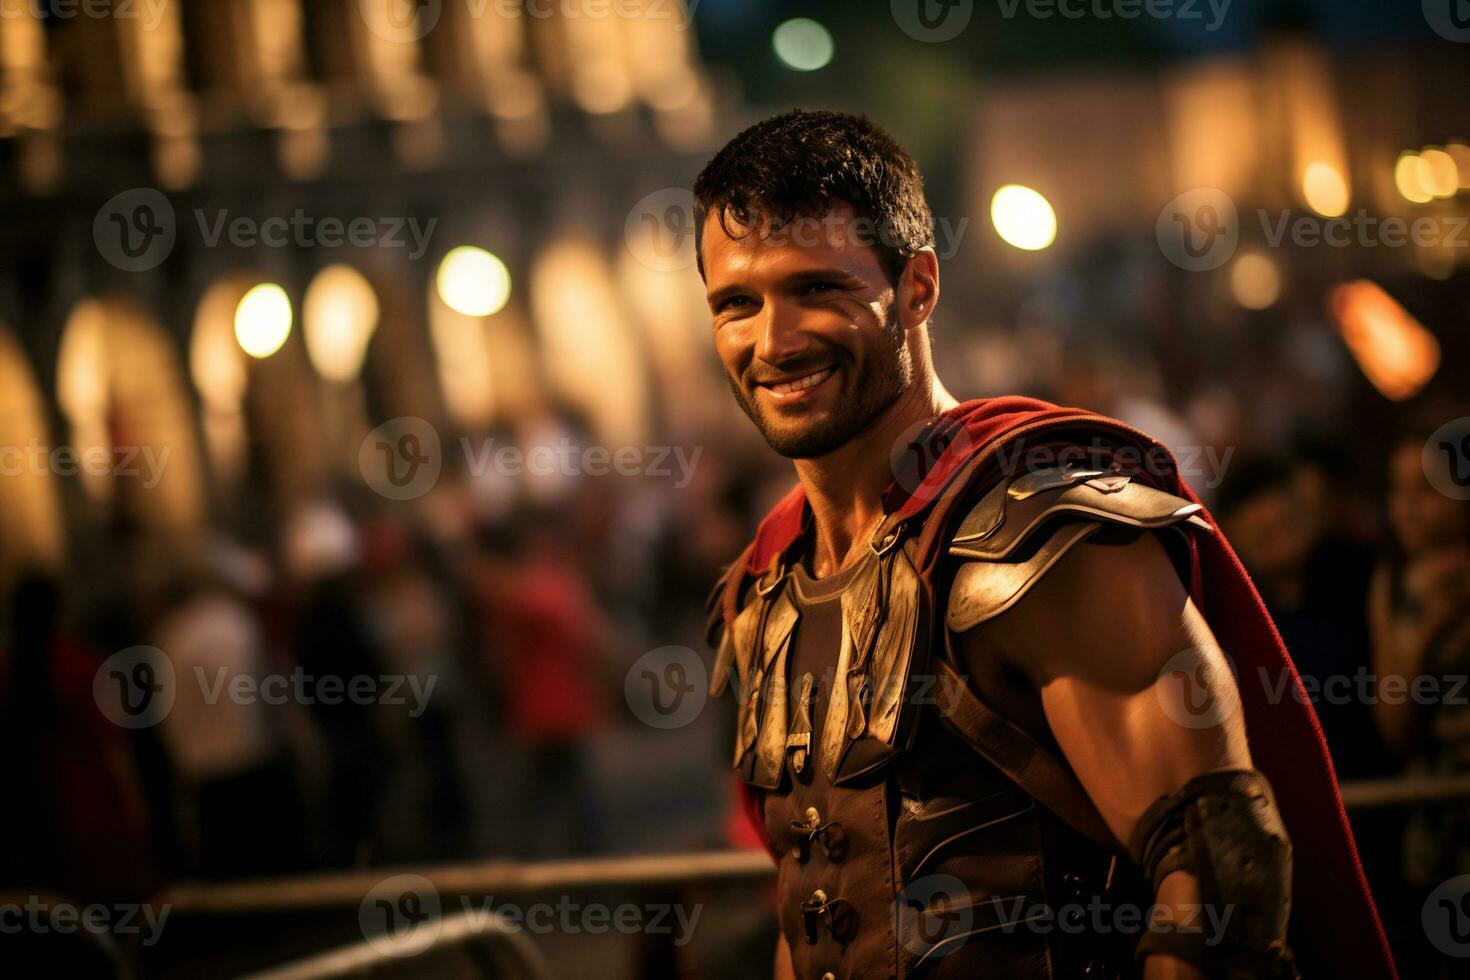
757;415;854;459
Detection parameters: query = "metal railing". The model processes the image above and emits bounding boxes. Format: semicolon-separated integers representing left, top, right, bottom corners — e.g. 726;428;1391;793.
233;907;553;980
159;849;774;916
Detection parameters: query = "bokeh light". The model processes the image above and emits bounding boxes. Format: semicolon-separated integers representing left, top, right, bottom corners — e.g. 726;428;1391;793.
1329;280;1440;401
1394;152;1433;204
772;19;833;72
303;265;380;382
1230;252;1283;310
1418;148;1459;198
234;283;293;359
990;184;1057;251
436;246;512;317
1301;161;1349;217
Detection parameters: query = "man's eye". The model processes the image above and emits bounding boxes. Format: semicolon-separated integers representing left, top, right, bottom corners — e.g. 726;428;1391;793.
717;296;752;313
803;281;840;295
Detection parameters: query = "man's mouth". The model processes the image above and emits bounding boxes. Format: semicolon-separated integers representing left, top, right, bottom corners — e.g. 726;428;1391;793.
756;365;837;399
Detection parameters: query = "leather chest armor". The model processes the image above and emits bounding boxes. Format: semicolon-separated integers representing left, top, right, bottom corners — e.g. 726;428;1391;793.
708;464;1209;979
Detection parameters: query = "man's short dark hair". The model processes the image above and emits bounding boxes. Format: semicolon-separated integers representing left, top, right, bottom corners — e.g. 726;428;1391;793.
692;109;936;285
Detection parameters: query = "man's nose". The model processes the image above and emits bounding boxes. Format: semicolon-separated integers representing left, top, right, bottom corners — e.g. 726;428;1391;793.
754;300;811;366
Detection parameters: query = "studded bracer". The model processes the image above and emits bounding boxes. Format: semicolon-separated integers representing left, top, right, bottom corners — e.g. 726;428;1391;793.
708;465;1210;978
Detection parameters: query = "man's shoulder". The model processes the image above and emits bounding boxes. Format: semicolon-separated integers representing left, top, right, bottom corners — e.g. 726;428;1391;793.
942;462;1207;634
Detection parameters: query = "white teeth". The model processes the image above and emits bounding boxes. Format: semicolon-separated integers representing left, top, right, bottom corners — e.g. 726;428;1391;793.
770;367;834;395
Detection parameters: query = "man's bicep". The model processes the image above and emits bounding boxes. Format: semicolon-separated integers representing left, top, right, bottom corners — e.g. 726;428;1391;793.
958;530;1251;843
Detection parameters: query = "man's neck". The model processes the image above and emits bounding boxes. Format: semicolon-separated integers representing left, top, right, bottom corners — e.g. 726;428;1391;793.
794;374;960;578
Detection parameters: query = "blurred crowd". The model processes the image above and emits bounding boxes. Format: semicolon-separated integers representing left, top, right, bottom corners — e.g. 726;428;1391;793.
1;407;789;896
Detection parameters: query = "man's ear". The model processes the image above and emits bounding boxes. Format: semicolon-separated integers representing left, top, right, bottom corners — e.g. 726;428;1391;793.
899;248;940;332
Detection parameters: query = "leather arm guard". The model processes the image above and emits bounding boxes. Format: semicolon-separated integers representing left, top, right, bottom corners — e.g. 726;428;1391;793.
1128;769;1298;979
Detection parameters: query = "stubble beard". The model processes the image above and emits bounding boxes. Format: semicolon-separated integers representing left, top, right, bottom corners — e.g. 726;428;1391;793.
728;309;912;459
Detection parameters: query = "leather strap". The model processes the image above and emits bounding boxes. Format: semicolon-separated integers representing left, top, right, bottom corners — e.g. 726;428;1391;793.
932;656;1117;850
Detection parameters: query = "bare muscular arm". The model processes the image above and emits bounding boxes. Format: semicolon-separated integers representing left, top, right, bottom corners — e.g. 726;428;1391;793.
953;530;1252;980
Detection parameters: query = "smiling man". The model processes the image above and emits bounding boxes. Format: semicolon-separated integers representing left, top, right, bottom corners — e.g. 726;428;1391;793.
695;110;1393;979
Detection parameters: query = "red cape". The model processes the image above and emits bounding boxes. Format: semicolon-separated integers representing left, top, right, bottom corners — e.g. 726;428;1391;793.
722;396;1395;979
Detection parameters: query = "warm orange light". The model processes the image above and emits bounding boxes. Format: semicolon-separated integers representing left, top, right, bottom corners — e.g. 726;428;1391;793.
1394;152;1433;204
303;265;379;382
1230;252;1282;309
1329;280;1440;401
1419;148;1459;198
1301;162;1349;217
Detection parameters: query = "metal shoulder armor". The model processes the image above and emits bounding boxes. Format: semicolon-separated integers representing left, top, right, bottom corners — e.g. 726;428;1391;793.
945;463;1211;632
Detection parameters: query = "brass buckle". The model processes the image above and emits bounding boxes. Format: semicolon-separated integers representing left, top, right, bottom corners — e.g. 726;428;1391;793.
800;892;857;946
869;521;904;557
756;559;786;596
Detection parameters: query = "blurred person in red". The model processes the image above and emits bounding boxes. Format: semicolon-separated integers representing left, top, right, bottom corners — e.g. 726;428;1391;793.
3;571;157;898
695;109;1391;979
469;516;613;857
